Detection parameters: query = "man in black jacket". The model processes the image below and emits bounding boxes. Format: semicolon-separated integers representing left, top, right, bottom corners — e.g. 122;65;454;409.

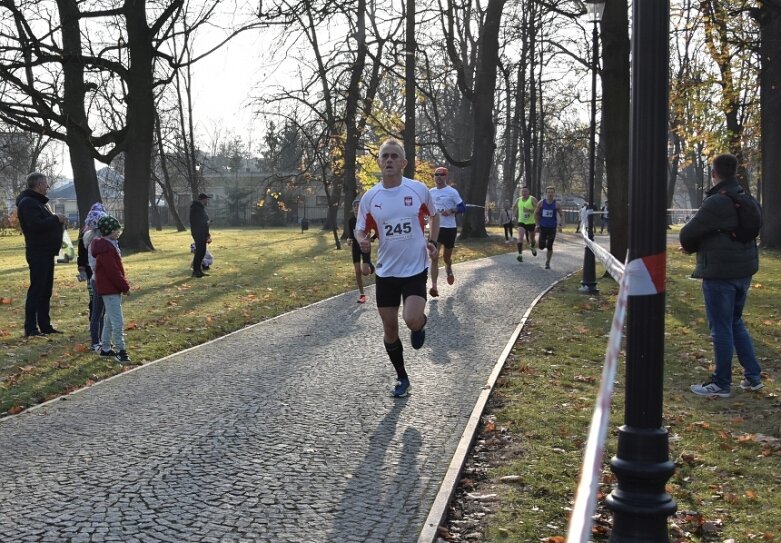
16;172;67;337
189;193;211;278
680;154;763;397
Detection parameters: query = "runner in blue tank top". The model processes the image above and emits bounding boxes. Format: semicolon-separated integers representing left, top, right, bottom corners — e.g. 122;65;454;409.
534;186;565;269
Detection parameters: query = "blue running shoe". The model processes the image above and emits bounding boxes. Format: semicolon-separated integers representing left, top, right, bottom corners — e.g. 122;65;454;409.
410;317;427;350
391;378;411;397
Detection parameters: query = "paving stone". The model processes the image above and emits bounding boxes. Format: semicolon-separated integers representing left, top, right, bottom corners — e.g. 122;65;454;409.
0;243;583;541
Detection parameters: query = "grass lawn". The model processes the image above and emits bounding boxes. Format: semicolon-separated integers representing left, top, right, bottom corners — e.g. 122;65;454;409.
0;225;511;415
444;246;781;541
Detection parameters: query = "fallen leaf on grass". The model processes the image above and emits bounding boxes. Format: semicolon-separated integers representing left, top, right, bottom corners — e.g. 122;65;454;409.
0;297;12;304
680;453;696;465
7;405;25;415
574;374;596;383
73;343;89;353
125;322;139;330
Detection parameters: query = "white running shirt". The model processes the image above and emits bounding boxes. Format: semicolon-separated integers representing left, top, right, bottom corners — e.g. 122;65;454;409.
429;185;464;229
356;177;437;278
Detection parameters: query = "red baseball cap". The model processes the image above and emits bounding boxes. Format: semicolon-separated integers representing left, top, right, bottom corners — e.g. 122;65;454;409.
434;167;448;176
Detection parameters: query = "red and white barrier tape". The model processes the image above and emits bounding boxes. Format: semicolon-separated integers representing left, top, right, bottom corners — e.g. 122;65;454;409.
566;213;665;542
565;260;628;543
577;208;623;281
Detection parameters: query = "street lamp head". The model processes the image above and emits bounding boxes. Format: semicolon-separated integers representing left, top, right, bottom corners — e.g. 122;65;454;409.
584;0;606;22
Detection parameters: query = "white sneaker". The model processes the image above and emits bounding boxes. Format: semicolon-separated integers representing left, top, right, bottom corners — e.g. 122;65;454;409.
739;379;764;391
91;343;102;353
690;381;731;398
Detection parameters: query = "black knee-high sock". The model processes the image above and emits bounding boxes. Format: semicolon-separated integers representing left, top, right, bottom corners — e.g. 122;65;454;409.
516;242;523;254
384;338;407;380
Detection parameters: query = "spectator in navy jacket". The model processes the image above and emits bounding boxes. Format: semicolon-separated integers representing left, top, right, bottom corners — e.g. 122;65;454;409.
189;193;212;278
15;172;67;337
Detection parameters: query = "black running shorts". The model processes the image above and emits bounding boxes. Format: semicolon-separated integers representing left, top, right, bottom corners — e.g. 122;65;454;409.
351;240;371;264
375;269;428;308
538;226;557;250
437;227;458;249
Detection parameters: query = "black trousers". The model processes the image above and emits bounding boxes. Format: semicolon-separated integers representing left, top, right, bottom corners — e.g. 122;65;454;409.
25;252;55;334
192;236;207;273
503;222;514;240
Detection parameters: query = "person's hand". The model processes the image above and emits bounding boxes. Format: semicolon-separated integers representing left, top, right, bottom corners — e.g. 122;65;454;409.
347;238;353;246
441;209;452;217
427;241;439;259
56;214;66;224
358;237;371;253
206;235;212;243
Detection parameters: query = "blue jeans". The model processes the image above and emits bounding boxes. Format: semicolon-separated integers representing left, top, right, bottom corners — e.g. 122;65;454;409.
101;294;125;351
702;278;762;390
89;279;105;345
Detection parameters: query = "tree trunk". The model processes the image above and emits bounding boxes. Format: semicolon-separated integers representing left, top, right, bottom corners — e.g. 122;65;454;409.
341;0;367;236
500;66;519;205
759;0;781;247
601;0;630;261
460;0;506;238
57;0;101;221
119;0;158;252
403;0;416;179
154;112;186;231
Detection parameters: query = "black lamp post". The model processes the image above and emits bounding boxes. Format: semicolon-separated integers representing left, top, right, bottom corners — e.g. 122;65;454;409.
604;0;676;539
578;0;604;295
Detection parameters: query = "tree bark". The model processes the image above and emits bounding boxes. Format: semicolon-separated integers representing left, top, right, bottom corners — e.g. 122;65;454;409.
403;0;416;178
460;0;506;238
601;0;630;261
56;0;101;221
758;0;781;247
341;0;367;235
119;0;162;252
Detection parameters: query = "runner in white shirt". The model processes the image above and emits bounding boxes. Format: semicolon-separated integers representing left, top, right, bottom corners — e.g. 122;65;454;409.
428;166;465;297
355;139;440;397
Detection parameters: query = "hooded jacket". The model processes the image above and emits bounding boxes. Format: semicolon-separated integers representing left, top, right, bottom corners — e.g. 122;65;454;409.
679;177;758;279
91;237;130;295
15;189;63;256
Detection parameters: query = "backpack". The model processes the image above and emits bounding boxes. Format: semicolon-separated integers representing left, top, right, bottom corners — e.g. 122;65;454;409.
720;188;762;242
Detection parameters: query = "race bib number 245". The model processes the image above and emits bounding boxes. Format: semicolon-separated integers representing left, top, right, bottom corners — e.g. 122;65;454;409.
383;218;414;241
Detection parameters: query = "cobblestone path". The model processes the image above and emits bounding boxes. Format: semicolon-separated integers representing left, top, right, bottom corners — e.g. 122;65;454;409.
0;238;584;542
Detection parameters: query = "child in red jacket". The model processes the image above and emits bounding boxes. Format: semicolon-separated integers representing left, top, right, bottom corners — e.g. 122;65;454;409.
91;216;131;364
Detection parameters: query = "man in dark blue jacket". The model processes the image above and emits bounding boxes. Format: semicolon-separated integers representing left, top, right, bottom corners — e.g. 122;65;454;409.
680;154;763;397
189;193;211;278
16;172;67;337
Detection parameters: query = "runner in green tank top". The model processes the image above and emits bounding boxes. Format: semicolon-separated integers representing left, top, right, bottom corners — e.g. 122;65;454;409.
511;186;538;262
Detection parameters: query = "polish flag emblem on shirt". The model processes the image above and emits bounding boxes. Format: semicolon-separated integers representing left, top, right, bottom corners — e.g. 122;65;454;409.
404;196;413;206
